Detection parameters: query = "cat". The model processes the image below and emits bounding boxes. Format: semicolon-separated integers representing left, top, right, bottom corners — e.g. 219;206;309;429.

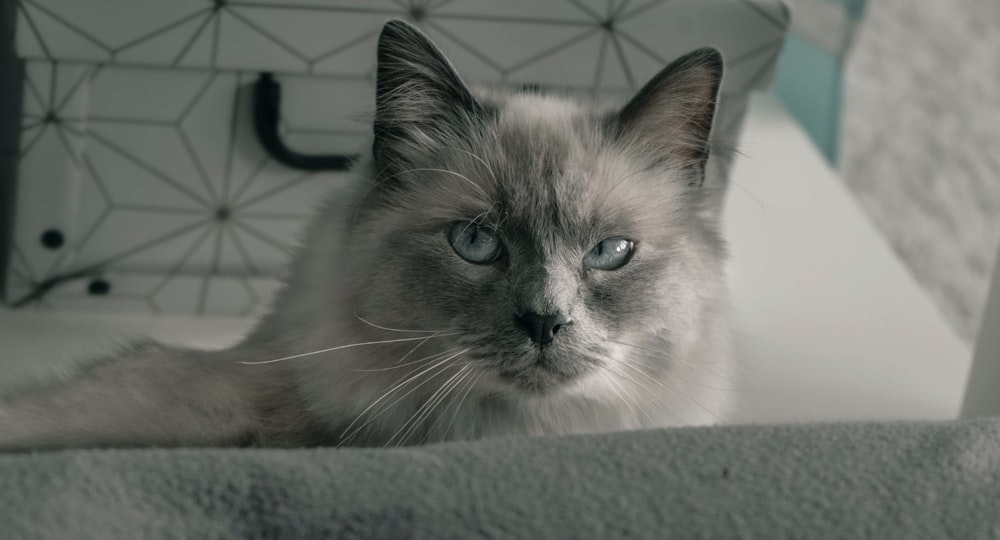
0;20;731;450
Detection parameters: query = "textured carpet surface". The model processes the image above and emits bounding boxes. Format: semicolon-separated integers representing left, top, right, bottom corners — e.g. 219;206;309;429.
841;0;1000;342
2;418;1000;539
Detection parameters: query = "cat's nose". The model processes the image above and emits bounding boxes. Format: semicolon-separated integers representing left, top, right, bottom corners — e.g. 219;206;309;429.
515;312;571;346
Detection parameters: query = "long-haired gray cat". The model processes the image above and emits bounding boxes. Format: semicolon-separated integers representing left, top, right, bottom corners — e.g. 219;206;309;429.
0;20;731;450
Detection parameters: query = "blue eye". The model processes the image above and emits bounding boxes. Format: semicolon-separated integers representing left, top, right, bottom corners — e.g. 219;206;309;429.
448;221;502;264
583;237;634;270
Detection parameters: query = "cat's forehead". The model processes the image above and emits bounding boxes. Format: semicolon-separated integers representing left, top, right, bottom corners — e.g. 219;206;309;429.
385;92;691;240
501;94;584;126
478;94;689;229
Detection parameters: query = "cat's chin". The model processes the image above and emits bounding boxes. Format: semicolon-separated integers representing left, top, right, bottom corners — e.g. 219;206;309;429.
493;351;593;396
496;370;560;395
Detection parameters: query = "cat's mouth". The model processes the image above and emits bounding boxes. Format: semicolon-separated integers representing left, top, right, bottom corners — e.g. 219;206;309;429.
494;351;593;394
497;366;569;394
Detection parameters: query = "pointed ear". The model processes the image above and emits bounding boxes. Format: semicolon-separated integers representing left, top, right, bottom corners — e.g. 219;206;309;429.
613;48;723;185
373;20;482;168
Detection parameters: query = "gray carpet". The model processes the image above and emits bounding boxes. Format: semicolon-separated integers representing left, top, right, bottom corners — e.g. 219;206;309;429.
3;418;1000;539
841;0;1000;342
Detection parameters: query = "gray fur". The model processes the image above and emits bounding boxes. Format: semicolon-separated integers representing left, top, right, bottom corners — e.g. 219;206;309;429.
0;21;731;450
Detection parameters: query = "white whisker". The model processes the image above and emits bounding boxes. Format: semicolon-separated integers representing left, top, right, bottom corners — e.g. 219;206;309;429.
341;352;460;442
409;167;488;197
438;369;482;441
393;335;436;366
375;167;488;198
353;346;464;372
388;362;472;447
353;155;407;222
610;340;737;388
238;333;460;365
608;361;686;425
418;367;475;444
591;363;640;420
441;145;498;186
613;355;723;421
598;362;657;425
339;348;469;443
354;314;450;334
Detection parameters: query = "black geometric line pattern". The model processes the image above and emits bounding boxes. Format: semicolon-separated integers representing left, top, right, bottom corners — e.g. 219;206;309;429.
7;0;788;316
14;0;787;94
9;64;346;315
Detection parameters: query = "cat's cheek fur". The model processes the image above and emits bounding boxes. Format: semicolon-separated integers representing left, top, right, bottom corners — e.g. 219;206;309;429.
362;226;505;327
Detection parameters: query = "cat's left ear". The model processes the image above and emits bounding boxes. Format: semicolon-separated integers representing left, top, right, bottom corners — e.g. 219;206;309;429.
613;48;723;185
372;20;483;168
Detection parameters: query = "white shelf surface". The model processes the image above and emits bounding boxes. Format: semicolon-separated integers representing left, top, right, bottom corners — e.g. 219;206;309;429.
723;93;970;423
0;92;971;424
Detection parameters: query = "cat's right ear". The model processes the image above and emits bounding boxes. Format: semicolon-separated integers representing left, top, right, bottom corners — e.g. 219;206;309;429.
373;20;482;168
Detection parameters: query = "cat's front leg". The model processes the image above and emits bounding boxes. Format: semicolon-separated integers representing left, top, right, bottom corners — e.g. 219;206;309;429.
0;342;263;451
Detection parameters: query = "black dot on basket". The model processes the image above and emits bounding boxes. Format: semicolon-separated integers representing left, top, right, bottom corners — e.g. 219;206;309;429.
40;229;65;250
88;278;111;296
215;206;231;222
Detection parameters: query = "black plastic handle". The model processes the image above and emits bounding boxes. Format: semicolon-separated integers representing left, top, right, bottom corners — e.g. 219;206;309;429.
253;72;359;171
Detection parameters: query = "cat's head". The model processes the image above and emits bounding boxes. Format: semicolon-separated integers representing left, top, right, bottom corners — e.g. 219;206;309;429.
347;20;727;398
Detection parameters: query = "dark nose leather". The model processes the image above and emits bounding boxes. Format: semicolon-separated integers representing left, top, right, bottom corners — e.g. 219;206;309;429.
516;312;571;346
